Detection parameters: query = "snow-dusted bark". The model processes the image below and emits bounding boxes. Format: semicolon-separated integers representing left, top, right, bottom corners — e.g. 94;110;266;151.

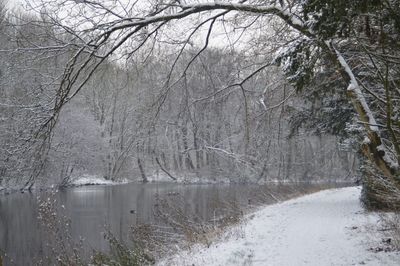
327;42;399;178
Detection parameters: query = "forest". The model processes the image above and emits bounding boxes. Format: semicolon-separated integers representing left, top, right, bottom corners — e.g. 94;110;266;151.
0;0;400;265
0;0;358;189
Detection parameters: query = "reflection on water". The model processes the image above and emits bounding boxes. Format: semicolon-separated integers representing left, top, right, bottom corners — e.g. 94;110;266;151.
0;182;348;265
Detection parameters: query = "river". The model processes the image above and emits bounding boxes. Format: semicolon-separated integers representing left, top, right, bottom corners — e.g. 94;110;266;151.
0;182;349;265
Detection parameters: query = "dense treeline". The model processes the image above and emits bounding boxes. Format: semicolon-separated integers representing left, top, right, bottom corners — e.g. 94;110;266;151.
0;1;355;189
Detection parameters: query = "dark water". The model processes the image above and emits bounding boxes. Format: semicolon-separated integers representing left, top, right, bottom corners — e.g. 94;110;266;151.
0;182;348;265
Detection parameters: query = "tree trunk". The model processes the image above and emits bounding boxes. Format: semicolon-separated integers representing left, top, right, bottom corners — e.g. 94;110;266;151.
327;42;400;209
137;158;148;183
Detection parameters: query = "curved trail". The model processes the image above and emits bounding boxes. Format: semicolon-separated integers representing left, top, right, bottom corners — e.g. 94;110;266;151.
160;187;400;266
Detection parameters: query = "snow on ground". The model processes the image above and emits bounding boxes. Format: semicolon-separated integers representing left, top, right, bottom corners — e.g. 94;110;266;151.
69;174;129;186
159;187;400;266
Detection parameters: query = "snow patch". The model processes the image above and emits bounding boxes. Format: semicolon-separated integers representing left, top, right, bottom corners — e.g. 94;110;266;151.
69;174;129;187
347;83;380;132
363;136;371;144
377;145;399;170
159;187;400;266
330;42;379;133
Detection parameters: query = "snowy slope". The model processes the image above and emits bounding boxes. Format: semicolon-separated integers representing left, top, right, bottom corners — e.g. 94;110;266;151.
159;187;400;266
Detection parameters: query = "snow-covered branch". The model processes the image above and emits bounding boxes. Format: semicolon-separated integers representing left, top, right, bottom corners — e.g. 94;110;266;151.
327;41;399;174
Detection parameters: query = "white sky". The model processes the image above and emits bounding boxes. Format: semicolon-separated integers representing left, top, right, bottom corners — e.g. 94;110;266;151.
5;0;285;61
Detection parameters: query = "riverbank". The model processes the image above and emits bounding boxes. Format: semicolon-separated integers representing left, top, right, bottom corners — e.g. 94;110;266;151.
159;186;400;265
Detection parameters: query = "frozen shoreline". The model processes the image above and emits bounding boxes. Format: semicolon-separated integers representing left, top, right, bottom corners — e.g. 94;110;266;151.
67;174;130;187
159;186;400;266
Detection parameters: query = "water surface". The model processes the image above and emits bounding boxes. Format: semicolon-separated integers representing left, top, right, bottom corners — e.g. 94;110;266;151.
0;182;348;265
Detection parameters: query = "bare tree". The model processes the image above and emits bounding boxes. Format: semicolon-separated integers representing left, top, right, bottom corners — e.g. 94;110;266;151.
3;0;397;206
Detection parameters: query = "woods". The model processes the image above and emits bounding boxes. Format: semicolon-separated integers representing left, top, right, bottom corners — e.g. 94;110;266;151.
1;1;400;265
0;0;355;190
0;0;398;207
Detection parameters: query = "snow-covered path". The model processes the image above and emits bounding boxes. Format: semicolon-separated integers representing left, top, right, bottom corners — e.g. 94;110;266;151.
159;186;400;266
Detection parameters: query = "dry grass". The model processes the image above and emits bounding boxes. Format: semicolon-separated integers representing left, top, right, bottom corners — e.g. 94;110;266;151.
151;193;244;252
380;212;400;251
